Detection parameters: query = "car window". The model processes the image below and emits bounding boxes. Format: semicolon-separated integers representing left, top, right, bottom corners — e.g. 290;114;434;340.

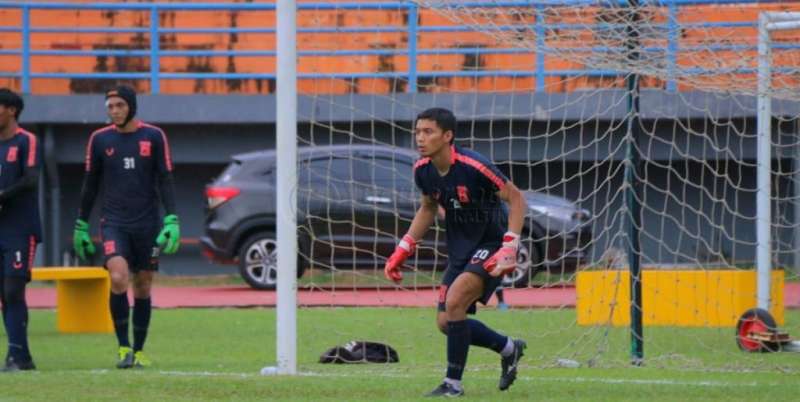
354;155;415;202
302;157;367;183
217;160;242;183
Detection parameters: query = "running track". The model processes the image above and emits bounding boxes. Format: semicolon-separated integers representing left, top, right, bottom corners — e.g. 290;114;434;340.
26;283;800;309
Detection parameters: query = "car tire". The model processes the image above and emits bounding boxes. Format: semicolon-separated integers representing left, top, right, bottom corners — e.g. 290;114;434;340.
501;237;542;288
238;232;307;290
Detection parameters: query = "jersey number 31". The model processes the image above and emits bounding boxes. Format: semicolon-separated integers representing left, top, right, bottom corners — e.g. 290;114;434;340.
124;157;136;170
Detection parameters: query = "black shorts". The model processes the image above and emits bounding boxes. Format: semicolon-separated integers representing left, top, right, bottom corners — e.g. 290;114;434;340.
437;243;503;315
0;235;37;281
100;224;160;273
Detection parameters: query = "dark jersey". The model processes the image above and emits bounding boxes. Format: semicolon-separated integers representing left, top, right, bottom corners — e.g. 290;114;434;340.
0;128;42;240
414;145;509;268
81;122;173;228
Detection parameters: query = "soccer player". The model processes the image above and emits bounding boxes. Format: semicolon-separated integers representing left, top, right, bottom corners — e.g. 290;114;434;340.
384;108;527;396
73;85;180;369
495;286;509;311
0;88;40;371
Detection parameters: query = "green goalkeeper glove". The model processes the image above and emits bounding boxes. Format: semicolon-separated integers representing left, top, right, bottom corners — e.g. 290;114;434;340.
156;214;181;255
73;219;96;261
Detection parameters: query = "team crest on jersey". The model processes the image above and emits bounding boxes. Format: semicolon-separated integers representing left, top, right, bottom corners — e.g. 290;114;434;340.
6;146;18;162
139;141;151;157
105;148;115;157
457;185;470;203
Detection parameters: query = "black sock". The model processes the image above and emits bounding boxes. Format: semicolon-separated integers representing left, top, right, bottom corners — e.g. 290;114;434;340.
495;289;505;303
5;298;28;361
467;319;508;354
3;277;30;361
1;278;7;360
109;292;130;348
22;303;29;358
132;298;152;352
446;320;470;381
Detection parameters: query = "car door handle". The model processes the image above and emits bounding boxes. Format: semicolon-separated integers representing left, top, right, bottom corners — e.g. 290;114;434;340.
365;196;391;204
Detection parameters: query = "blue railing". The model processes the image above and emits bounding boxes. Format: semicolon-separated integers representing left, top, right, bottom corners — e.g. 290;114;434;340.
0;1;790;94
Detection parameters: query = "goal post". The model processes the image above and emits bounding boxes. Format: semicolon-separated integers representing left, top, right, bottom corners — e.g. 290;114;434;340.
272;0;298;376
266;0;800;375
757;10;800;312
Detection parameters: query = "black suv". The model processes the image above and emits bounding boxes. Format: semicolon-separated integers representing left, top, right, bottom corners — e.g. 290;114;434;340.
201;145;592;290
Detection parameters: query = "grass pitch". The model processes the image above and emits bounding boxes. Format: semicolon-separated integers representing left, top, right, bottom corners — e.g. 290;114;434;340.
1;308;798;401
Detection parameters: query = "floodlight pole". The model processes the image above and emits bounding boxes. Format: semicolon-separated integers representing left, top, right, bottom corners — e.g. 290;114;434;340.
273;0;298;375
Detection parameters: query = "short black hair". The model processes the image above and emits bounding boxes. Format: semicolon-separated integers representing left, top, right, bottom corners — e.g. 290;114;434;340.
0;88;24;120
416;107;456;144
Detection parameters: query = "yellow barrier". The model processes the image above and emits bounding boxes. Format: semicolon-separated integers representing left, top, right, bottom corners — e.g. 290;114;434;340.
32;267;113;334
576;270;784;327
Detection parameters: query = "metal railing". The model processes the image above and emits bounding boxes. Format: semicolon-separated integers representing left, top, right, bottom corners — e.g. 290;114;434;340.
0;0;790;94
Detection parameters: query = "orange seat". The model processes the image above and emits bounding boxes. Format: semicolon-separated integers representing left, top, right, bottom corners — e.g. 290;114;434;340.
4;1;800;95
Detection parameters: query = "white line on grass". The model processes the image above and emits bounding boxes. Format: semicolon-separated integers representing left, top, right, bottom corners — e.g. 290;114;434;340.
532;376;760;388
84;369;767;388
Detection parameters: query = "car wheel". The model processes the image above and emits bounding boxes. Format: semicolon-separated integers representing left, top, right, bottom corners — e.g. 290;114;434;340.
502;238;541;288
238;232;307;290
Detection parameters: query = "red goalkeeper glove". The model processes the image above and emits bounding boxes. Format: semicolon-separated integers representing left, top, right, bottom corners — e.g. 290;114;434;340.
483;232;520;277
384;234;416;283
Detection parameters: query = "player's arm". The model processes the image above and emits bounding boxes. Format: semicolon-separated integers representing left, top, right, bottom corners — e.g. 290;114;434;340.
384;194;438;283
406;194;438;241
484;180;528;277
154;130;181;254
74;134;102;260
0;134;40;204
497;181;526;235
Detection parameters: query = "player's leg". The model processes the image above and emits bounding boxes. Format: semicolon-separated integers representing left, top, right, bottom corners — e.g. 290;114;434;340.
0;237;36;371
131;271;153;367
495;286;509;311
0;248;5;325
129;227;158;368
463;247;526;391
427;271;483;397
102;226;134;368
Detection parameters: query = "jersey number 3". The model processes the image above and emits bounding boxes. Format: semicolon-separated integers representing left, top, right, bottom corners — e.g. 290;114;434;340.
124;157;136;170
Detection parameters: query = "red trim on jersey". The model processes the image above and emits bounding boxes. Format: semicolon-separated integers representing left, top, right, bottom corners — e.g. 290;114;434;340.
141;122;173;171
449;145;457;165
437;284;448;304
16;128;38;167
456;153;506;190
413;157;431;171
85;125;115;171
27;235;36;271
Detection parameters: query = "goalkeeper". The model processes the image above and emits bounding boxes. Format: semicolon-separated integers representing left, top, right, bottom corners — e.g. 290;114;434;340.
73;86;180;369
384;108;527;397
